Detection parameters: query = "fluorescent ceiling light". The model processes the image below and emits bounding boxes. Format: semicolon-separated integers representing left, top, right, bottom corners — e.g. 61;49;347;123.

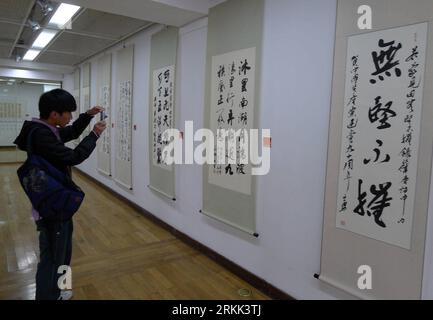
23;49;41;61
49;3;80;28
32;29;58;49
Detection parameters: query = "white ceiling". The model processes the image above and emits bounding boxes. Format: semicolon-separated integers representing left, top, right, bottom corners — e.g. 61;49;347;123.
0;0;152;69
0;0;225;73
61;0;219;26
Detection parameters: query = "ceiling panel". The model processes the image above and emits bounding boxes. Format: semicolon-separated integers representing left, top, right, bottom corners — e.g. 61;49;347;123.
54;0;206;27
0;0;33;21
36;51;85;65
71;9;150;39
0;22;20;42
20;26;34;43
48;32;113;57
0;44;12;59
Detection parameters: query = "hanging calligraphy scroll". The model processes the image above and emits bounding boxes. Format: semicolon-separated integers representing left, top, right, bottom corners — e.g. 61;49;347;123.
319;0;433;300
97;54;112;177
208;47;255;195
81;63;92;140
152;65;175;171
72;68;80;146
336;23;427;249
117;80;132;163
202;0;264;236
148;27;178;200
114;45;134;190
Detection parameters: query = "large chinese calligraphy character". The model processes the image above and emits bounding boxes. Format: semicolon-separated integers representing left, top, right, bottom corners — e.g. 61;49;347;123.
369;39;403;84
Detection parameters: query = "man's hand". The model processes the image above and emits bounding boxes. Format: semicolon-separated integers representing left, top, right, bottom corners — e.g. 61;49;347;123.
93;121;107;137
87;106;105;116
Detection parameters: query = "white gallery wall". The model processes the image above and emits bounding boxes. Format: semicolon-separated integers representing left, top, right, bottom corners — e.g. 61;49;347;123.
0;84;46;147
63;0;433;299
16;84;46;119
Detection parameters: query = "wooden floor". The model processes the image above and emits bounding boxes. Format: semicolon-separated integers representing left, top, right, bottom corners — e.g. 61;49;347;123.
0;163;269;300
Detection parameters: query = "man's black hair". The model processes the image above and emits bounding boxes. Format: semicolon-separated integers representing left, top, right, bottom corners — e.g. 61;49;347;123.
39;88;77;119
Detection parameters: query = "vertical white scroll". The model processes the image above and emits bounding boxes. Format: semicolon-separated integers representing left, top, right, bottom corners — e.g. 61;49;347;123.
72;69;80;146
81;63;92;140
152;65;175;171
208;47;256;196
117;80;132;163
99;85;111;155
336;23;427;249
114;45;134;190
97;54;112;176
148;27;178;200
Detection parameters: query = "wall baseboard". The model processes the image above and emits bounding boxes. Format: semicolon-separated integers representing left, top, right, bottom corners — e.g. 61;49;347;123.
74;167;294;300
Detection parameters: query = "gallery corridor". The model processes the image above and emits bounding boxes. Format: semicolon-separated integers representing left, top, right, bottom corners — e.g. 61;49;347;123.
0;163;269;300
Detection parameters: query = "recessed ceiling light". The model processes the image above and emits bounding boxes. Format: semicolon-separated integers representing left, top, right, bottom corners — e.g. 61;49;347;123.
32;29;58;49
49;3;80;29
23;49;41;61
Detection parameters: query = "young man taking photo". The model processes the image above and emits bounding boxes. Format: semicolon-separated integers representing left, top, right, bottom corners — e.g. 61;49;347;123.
14;88;106;300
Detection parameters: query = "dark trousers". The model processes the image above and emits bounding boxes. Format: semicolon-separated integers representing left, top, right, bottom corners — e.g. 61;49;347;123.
35;219;73;300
